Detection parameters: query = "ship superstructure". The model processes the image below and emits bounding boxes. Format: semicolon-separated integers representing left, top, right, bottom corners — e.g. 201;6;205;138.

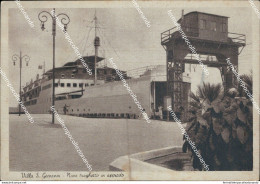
21;56;129;113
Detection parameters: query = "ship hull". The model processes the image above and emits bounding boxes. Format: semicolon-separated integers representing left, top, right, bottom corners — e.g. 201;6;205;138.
25;75;154;119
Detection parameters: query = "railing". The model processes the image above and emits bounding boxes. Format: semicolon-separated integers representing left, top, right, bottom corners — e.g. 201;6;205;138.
161;26;177;44
161;27;246;46
161;26;199;44
228;32;246;45
184;54;217;61
127;65;158;78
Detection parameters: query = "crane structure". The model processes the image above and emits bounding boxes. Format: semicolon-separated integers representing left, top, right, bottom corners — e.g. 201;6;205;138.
161;11;246;120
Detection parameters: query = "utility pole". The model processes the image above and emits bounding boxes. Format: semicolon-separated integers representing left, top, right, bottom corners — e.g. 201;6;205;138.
12;51;30;116
43;60;46;75
94;10;100;85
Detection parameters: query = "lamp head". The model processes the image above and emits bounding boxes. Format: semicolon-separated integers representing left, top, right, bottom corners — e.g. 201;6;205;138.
41;22;45;31
64;24;67;32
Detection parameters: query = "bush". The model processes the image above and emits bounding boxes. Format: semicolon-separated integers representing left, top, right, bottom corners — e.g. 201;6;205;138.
183;87;253;171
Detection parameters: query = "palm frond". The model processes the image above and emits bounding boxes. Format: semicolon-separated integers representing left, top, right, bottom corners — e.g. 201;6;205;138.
196;82;223;102
238;73;252;97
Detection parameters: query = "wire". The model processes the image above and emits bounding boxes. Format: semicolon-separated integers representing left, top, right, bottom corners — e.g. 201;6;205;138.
64;19;95;62
97;26;121;59
81;27;93;55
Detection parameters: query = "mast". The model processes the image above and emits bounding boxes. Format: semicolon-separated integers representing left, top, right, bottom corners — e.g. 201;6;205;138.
43;60;45;74
93;10;100;85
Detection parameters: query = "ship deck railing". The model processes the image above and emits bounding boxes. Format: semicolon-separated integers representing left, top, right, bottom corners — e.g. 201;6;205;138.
127;65;158;78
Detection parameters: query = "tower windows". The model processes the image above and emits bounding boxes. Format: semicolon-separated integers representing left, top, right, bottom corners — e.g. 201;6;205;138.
199;19;206;29
210;21;217;31
221;23;227;32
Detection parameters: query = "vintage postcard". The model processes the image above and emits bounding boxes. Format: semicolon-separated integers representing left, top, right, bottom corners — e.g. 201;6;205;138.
1;0;259;181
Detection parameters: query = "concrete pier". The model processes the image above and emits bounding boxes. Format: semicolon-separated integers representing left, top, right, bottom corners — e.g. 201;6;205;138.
10;114;183;171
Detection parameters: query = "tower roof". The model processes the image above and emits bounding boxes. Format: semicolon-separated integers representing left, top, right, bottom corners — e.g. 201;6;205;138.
184;11;229;18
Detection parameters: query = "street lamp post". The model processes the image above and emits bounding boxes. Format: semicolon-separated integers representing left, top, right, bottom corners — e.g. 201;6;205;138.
12;51;30;116
38;8;70;124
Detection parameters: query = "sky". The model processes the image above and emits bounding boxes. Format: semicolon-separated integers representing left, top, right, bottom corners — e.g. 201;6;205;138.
8;6;253;107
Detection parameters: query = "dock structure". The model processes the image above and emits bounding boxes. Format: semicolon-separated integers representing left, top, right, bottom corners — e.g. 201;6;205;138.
161;11;246;119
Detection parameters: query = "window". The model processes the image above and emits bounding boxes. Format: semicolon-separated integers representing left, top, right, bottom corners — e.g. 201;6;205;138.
73;83;77;87
71;74;75;78
221;23;226;32
91;84;94;86
210;21;217;31
61;74;65;78
79;83;83;88
85;83;89;87
199;19;206;29
61;83;64;87
55;83;58;87
67;83;71;87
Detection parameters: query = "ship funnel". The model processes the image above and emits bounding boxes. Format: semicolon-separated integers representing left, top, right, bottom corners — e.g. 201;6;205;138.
94;36;100;47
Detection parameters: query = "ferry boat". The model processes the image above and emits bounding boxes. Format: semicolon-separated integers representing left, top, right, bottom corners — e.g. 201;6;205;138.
21;57;190;119
20;13;191;120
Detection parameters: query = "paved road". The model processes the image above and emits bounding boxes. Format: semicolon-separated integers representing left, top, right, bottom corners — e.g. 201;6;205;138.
10;114;183;171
